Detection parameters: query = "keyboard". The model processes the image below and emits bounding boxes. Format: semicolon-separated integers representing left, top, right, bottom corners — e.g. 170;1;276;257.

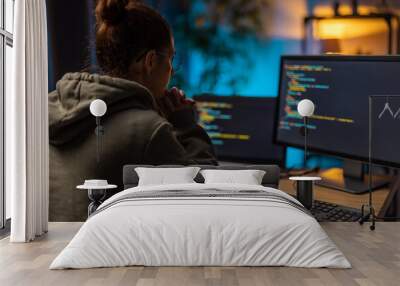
310;200;362;222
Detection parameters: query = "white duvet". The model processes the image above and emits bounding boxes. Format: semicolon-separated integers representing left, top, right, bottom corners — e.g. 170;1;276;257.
50;183;351;269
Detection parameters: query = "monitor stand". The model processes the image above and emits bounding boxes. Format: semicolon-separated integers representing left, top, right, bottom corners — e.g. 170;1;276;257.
315;160;390;194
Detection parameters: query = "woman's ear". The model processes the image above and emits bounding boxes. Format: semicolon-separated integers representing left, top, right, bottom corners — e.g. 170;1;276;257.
143;50;157;75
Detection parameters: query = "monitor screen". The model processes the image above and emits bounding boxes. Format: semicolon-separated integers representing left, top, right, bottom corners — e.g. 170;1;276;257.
276;55;400;167
193;95;285;165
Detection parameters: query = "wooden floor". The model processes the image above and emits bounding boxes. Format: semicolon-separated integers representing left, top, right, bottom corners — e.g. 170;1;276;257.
1;222;400;286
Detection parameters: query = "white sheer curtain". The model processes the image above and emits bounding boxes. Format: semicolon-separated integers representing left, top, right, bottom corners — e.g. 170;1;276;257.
7;0;49;242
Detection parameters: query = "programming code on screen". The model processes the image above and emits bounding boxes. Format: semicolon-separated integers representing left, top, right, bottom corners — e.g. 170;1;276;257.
194;95;284;163
197;100;250;144
280;63;355;133
276;57;400;165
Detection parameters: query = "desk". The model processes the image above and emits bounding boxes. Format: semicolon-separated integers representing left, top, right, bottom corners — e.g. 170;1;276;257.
279;176;390;214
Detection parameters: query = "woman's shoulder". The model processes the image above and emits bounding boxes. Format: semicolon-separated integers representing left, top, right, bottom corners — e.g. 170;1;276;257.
106;108;169;133
48;71;161;123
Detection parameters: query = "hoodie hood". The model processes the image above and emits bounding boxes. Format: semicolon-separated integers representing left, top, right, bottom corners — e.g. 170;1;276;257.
49;72;158;145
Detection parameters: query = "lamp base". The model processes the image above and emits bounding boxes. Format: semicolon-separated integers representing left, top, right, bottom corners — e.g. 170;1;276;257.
359;204;376;231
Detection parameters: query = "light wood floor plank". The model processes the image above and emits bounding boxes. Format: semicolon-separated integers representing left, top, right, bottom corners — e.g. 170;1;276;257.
0;222;399;286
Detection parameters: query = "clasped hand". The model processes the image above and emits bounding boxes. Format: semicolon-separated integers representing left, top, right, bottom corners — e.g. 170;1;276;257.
157;87;195;120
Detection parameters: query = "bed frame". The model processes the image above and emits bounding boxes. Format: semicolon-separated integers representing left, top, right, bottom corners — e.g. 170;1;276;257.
123;165;280;189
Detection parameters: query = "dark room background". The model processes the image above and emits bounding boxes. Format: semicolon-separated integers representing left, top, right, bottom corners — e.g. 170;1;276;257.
46;0;400;168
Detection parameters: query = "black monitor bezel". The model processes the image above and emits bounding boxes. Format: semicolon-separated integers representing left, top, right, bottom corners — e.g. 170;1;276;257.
274;55;400;168
194;94;286;167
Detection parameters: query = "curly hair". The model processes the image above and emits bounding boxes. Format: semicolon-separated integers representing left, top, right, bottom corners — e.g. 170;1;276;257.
95;0;172;78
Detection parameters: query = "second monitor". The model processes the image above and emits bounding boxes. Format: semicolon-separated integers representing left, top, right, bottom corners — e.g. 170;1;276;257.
193;94;285;165
275;55;400;193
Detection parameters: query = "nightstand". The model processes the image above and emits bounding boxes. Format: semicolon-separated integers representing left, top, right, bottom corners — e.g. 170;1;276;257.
77;183;117;217
289;176;321;209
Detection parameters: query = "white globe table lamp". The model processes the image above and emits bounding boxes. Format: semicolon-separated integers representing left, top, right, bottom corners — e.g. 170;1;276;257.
90;99;107;117
297;99;315;167
297;99;315;117
90;99;107;163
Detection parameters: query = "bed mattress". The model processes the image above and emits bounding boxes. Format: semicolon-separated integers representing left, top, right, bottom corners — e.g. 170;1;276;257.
50;183;351;269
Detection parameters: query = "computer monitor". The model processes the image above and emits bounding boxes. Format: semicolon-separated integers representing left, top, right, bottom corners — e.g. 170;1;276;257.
193;94;285;165
275;55;400;193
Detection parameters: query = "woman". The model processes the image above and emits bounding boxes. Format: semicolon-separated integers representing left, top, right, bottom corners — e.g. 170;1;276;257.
49;0;217;221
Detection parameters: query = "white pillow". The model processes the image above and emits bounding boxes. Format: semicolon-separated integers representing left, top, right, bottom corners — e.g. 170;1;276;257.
200;169;266;185
135;167;201;186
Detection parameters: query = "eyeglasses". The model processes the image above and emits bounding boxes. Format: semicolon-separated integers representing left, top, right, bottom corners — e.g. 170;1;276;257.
156;51;182;74
135;49;182;74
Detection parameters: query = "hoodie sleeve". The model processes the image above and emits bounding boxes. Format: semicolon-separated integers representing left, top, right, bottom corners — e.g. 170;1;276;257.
143;110;218;165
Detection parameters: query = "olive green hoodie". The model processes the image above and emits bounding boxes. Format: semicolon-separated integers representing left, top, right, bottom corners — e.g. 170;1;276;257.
49;72;217;221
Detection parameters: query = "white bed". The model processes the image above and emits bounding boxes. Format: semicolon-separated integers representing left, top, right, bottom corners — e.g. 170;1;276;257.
50;183;351;269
